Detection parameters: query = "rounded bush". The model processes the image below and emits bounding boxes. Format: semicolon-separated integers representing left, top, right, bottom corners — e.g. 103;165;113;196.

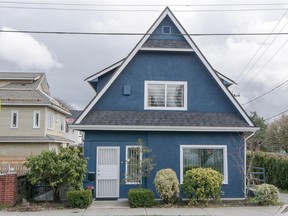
254;184;279;205
153;168;180;203
183;167;223;204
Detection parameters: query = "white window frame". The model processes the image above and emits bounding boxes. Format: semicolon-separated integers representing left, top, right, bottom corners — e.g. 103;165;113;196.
144;81;187;110
47;112;54;130
180;145;228;184
10;110;19;128
33;111;41;128
60;118;66;132
125;146;142;185
162;25;171;34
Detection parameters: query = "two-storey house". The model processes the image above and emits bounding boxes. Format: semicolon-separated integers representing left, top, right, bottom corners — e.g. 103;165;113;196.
73;8;258;199
0;72;73;163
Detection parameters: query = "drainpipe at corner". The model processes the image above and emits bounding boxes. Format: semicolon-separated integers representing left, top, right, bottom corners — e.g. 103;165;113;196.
244;131;256;198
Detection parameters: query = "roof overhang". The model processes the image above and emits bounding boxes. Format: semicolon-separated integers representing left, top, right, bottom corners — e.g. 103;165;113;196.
71;124;259;132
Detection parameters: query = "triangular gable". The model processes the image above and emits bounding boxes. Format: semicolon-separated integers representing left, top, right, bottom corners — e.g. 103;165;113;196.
76;7;254;127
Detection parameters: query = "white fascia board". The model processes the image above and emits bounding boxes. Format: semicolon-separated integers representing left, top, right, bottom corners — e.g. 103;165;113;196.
139;47;193;52
1;103;48;106
70;124;259;132
85;60;125;82
75;9;171;124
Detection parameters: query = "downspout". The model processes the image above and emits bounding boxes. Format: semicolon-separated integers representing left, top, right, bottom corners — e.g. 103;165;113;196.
244;131;256;198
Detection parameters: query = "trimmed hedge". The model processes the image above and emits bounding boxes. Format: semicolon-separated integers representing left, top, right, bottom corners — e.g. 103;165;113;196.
67;190;93;209
128;188;154;208
247;151;288;190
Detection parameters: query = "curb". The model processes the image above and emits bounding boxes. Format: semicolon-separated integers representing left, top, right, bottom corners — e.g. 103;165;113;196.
274;204;288;216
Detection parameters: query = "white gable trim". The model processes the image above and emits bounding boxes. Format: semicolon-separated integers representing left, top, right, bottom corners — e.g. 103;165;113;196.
76;7;254;127
85;59;125;82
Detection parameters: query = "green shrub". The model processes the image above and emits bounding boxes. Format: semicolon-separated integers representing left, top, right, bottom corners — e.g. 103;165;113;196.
183;167;223;204
128;188;154;208
253;184;279;205
67;190;92;209
154;168;179;203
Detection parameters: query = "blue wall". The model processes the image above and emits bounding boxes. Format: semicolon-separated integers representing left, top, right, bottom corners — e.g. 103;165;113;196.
93;51;238;114
83;130;245;199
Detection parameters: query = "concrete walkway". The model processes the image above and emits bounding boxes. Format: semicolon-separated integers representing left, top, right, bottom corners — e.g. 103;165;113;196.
0;194;288;216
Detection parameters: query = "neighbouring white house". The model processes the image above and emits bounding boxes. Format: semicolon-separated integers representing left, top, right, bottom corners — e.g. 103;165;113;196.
0;72;74;164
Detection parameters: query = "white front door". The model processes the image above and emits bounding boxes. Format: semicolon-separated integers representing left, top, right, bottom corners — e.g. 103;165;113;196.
96;146;120;198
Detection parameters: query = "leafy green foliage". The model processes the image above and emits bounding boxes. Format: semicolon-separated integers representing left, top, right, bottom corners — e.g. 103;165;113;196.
247;151;288;190
67;190;92;209
183;167;223;204
128;188;154;208
24;147;87;201
253;184;279;205
153;168;179;203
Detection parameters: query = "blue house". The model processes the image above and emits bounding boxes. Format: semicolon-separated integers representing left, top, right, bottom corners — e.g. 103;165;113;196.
74;7;257;199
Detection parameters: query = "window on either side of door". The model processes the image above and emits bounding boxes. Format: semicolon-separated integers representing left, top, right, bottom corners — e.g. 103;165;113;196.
125;146;142;184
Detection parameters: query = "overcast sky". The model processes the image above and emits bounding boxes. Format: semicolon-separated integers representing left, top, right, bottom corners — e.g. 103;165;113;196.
1;0;288;121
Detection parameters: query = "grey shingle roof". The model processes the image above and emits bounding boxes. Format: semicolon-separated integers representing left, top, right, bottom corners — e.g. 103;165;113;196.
0;89;49;104
0;72;70;114
0;72;44;80
142;39;191;49
80;110;250;128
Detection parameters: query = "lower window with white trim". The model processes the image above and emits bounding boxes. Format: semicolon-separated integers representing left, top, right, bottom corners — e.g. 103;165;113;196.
180;145;228;184
125;146;142;184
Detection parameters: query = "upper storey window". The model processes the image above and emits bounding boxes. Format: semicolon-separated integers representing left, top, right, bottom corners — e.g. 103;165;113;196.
144;81;187;110
11;110;18;128
162;26;171;34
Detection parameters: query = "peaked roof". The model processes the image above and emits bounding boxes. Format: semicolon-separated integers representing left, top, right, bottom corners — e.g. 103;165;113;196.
0;72;70;115
75;7;255;130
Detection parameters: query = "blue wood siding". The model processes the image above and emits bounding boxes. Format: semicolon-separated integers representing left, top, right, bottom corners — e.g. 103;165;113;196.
83;130;245;199
149;16;185;40
93;51;238;114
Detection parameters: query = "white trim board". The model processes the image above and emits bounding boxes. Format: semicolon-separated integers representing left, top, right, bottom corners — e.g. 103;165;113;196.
71;125;258;132
75;7;254;127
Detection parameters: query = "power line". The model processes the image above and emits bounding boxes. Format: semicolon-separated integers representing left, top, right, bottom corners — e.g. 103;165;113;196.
265;109;288;121
233;10;288;85
2;29;288;36
238;37;288;93
1;1;288;7
242;79;288;106
0;5;287;12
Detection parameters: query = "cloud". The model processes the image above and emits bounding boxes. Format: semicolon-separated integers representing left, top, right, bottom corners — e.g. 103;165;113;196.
0;26;62;70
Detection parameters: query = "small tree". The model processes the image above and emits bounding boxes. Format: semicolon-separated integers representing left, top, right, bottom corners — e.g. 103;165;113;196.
125;139;156;188
24;147;87;201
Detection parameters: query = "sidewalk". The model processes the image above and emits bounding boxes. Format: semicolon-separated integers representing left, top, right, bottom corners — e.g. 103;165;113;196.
0;194;288;216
